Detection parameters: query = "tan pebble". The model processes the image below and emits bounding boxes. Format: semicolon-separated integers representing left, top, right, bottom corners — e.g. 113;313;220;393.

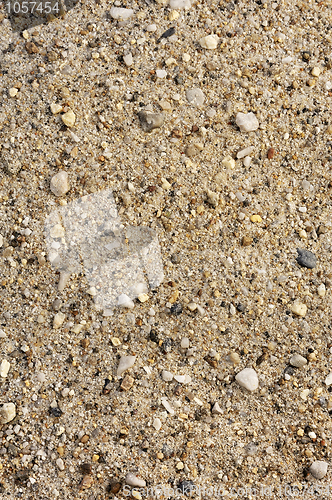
120;375;134;391
57;446;65;456
50;103;63;114
230;352;240;365
92;454;99;462
169;289;179;304
80;475;93;490
311;67;321;77
61;109;76;127
242;236;253;246
221;155;236;169
80;434;90;444
157;452;164;459
250;214;262;223
291;302;307;317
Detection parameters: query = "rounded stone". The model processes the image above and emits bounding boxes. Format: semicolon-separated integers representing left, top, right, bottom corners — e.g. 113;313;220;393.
186;88;205;107
309;461;328;479
50;171;70;197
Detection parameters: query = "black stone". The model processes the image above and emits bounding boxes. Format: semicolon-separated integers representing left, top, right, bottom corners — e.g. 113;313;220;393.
149;330;159;343
170;303;182;315
178;480;196;496
49;407;62;417
296;248;317;269
236;303;246;313
157;27;176;43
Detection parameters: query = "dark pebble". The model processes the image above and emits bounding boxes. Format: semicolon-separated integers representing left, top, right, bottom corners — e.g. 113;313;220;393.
49;407;62;417
170;303;182;315
149;330;159;343
157;27;176;43
162;443;174;459
161;338;173;353
170;253;180;264
178;480;196;496
284;366;295;376
236;303;246;313
296;248;317;269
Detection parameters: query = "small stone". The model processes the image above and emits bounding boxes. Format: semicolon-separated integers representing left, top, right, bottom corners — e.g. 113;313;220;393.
123;53;133;67
0;235;3;247
110;7;134;20
237;146;254;159
53;312;66;329
137;293;149;303
317;284;326;297
242;236;253;247
212;402;223;414
229;352;240;365
325;372;332;386
117;294;134;309
9;88;18;98
186;88;205;107
0;403;16;424
156;69;167;78
290;302;307;317
50;171;70;197
296;248;317;269
236;112;259;132
243;156;252;167
290;354;307;368
153;418;162;431
169;0;191;8
138;111;164;132
221;155;236;169
250;214;262;223
199;34;219;50
25;41;39;54
174;374;191;384
56;458;65;470
206;189;219;207
311;67;321;77
80;475;93;490
50;103;63;115
125;473;146;487
117;356;136;377
161;399;174;414
309;461;328;479
120;375;134;391
267;147;275;159
61;110;76;128
235;368;259;392
181;337;190;349
0;360;10;378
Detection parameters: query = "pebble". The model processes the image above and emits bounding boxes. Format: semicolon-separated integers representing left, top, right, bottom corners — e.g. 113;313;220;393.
61;110;76;128
290;302;307;317
199;34;219;50
56;458;65;471
161;399;174;414
138;111;164;132
0;403;16;424
50;171;70;197
117;356;136;377
156;70;167;78
181;337;190;349
237;146;254;159
235;112;259;132
290;354;307;368
162;370;173;381
0;360;10;378
267;147;275;159
110;7;134;20
296;248;317;269
325;372;332;386
123;53;133;67
50;103;62;115
250;214;262;223
309;461;328;479
169;0;191;8
0;234;3;248
186;88;205;107
235;368;259;392
311;67;321;77
117;294;135;309
174;374;191;384
125;473;146;488
221;155;236;169
153;418;162;431
317;284;326;297
53;312;66;329
187;303;197;312
212;402;223;414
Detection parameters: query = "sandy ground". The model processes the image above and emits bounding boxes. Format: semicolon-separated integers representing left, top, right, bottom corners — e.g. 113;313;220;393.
1;0;332;498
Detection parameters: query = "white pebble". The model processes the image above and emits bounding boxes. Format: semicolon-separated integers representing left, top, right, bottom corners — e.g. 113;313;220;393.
161;370;173;382
317;284;326;297
117;356;136;377
56;458;65;470
290;302;307;317
243;156;252;167
50;171;70;197
0;403;16;424
186;88;205;107
53;312;66;329
0;235;3;248
0;360;10;378
146;24;157;32
309;461;328;479
325;372;332;386
153;418;162;431
235;368;259;392
290;354;307;368
181;337;190;348
37;372;46;383
156;70;167;78
236;112;259;132
50;103;63;114
123;53;133;67
161;399;174;414
174;374;191;384
237;146;254;159
169;0;191;8
199;34;219;50
117;294;134;309
110;7;134;20
221;155;236;169
125;473;146;487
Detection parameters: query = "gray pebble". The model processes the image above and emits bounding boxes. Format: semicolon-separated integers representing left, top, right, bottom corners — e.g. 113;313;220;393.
309;461;328;479
186;88;205;107
290;354;307;368
138;111;164;132
296;248;317;269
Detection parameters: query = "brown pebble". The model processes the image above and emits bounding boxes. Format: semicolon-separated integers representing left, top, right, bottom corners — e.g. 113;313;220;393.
80;338;90;349
79;475;93;490
80;463;92;474
120;375;134;391
242;236;253;247
25;42;39;54
80;434;90;444
267;148;275;159
108;481;122;494
192;125;199;132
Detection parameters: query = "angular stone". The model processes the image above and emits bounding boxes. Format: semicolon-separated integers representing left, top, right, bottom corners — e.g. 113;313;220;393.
236;112;259;132
125;473;146;487
138;111;164;132
296;248;317;269
61;110;76;127
235;368;259;392
290;302;307;317
0;403;16;424
199;34;219;50
110;7;134;20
